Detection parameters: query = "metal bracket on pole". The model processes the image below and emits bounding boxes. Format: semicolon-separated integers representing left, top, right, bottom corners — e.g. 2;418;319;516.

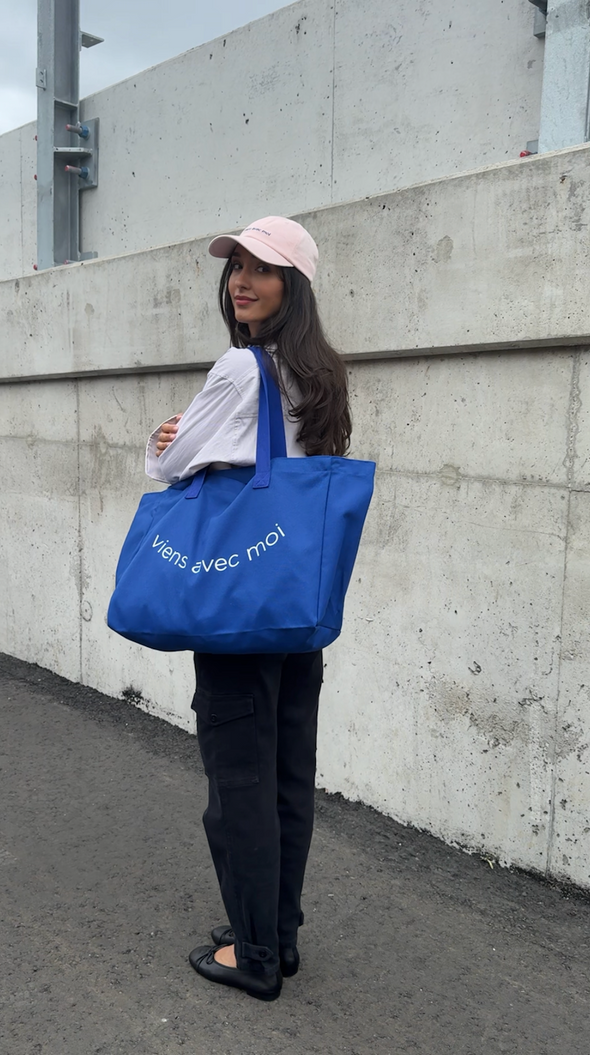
36;0;103;270
533;9;547;38
529;0;547;37
60;116;99;187
81;31;103;49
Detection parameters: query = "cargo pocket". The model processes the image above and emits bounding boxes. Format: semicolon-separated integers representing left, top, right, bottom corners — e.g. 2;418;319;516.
192;692;259;788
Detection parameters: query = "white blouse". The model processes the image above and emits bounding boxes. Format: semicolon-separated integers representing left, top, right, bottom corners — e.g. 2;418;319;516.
145;346;306;484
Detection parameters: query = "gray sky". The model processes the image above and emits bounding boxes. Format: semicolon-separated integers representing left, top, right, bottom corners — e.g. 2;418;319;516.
0;0;291;135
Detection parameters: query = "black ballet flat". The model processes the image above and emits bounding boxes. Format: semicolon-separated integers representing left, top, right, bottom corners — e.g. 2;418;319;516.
211;925;300;978
278;946;300;978
189;945;282;1001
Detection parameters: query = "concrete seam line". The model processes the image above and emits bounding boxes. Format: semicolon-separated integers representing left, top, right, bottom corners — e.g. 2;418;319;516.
1;340;590;385
546;351;582;877
548;484;573;879
76;381;83;685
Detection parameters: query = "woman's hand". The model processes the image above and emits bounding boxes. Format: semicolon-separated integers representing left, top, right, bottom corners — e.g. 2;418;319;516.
156;414;182;456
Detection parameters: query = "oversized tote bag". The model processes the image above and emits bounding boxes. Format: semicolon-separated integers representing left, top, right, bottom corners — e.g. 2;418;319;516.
107;346;375;653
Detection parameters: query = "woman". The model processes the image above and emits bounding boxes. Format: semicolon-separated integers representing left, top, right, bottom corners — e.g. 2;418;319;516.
147;216;351;1001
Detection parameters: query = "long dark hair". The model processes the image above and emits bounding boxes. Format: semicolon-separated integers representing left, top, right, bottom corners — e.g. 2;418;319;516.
218;261;351;457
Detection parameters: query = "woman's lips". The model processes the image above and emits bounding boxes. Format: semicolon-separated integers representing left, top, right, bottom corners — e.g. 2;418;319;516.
234;297;256;305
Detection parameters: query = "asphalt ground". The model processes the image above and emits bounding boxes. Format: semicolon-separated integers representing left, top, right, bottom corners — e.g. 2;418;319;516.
1;651;589;1055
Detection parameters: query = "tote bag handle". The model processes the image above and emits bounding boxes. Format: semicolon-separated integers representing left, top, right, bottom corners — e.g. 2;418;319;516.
185;344;287;500
250;344;287;487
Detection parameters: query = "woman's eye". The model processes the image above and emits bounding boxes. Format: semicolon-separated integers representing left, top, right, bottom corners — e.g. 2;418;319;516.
231;262;242;271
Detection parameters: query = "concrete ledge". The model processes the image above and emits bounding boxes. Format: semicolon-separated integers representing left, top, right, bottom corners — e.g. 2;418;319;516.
1;340;589;385
1;144;589;383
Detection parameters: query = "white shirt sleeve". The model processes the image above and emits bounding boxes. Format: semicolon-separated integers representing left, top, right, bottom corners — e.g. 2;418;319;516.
145;414;181;482
145;367;245;484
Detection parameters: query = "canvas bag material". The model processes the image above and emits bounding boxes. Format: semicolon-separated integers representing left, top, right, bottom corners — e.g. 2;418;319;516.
107;346;375;653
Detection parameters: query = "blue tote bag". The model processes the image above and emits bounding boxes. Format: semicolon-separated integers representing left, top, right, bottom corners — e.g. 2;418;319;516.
107;346;375;653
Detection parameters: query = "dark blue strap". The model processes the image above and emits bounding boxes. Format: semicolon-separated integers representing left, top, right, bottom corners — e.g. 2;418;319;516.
185;467;207;500
185;344;287;500
249;345;287;489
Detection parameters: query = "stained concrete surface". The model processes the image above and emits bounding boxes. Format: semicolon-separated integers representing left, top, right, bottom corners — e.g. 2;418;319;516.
1;652;589;1055
4;164;590;888
0;0;543;283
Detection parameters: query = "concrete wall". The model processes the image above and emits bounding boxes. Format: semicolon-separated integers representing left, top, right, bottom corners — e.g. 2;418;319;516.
4;144;590;383
329;350;584;883
0;0;543;281
0;124;36;279
1;146;590;888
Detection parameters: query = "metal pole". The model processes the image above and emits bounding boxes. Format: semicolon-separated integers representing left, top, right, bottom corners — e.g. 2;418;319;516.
538;0;590;152
36;0;102;270
36;0;58;270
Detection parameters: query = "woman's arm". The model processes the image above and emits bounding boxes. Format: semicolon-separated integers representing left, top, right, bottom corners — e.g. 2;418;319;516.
144;362;250;484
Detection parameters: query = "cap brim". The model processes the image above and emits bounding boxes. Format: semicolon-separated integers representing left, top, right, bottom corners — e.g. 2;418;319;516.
208;232;293;269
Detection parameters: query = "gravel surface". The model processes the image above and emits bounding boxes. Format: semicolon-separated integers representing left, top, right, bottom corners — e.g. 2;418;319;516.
1;651;589;1055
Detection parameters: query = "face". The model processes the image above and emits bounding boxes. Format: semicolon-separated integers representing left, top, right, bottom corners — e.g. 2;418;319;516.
227;246;285;337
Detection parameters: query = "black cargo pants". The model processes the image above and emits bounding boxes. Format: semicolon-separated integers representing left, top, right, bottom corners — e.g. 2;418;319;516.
192;650;323;976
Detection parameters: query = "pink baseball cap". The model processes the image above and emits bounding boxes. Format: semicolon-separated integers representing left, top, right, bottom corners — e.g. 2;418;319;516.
208;216;318;282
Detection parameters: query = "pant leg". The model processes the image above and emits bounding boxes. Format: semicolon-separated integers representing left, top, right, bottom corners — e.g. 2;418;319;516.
192;652;284;976
276;650;323;946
